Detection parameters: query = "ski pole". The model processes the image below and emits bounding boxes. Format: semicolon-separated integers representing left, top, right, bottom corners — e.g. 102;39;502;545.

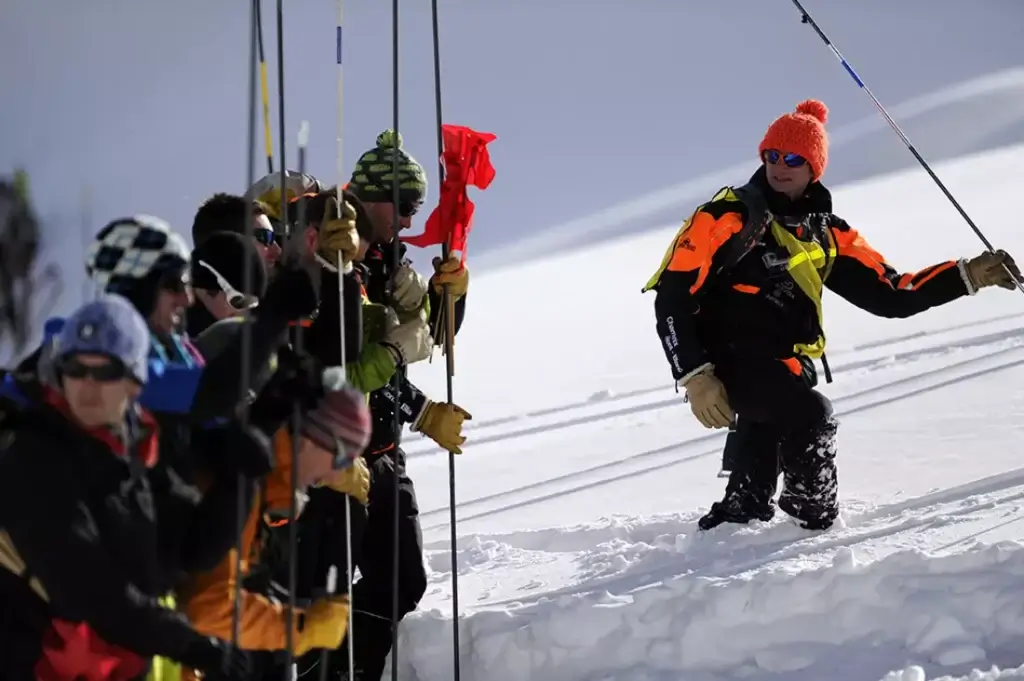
255;0;275;175
230;0;260;655
389;1;403;678
331;0;358;678
287;119;311;681
428;1;462;678
789;0;1024;295
271;4;305;679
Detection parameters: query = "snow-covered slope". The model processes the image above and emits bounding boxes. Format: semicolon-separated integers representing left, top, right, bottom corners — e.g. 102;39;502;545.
400;144;1024;680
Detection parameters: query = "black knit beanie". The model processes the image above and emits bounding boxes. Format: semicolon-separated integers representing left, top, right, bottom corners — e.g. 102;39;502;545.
190;232;268;300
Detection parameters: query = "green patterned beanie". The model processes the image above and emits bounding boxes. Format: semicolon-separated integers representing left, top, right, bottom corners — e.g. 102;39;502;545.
348;129;428;205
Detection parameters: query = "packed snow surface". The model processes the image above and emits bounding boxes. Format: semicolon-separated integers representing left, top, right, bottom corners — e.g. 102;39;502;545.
395;143;1024;679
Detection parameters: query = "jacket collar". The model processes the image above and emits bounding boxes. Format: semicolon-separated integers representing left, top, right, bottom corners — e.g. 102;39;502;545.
747;165;833;216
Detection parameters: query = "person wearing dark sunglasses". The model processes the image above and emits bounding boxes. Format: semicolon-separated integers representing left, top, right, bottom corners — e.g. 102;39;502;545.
0;295;257;681
346;129;428;245
644;98;1021;534
191;193;283;272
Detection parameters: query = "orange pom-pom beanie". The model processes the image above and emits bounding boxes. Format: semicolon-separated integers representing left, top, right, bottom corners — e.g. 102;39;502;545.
758;99;830;181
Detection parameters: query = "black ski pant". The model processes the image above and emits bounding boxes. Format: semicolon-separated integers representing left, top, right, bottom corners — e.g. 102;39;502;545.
714;355;839;528
334;447;428;680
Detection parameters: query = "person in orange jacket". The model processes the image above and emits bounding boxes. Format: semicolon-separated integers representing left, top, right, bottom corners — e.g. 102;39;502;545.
644;99;1021;532
176;368;372;678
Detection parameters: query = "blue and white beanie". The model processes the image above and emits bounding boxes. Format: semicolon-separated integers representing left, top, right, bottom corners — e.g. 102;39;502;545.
54;293;151;384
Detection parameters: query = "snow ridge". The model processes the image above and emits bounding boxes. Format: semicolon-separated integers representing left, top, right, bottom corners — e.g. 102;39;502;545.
404;520;1024;681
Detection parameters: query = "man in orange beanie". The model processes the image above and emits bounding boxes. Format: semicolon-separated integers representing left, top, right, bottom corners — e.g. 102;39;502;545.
643;99;1021;532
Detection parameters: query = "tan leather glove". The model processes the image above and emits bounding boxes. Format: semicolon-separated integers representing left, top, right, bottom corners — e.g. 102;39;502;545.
392;263;430;313
295;596;350;656
430;255;469;300
320;456;370;505
317;197;361;268
412;400;472;454
382;317;433;365
683;366;734;429
964;250;1022;291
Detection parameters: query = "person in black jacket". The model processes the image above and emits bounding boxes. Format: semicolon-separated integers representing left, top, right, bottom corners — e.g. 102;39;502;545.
0;295;253;680
644;99;1021;532
78;215;317;594
327;130;472;680
191;192;283;272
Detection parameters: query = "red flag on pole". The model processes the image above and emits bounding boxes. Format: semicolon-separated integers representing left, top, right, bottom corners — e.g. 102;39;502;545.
400;124;496;262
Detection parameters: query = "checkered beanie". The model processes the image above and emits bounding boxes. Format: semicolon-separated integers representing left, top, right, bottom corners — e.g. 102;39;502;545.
85;215;190;316
348;129;428;204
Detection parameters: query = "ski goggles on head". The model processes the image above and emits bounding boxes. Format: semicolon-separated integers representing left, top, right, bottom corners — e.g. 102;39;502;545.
197;260;259;311
762;149;808;168
58;356;129;383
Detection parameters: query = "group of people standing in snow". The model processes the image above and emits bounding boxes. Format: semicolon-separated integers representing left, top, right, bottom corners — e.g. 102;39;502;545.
0;130;470;680
0;96;1020;681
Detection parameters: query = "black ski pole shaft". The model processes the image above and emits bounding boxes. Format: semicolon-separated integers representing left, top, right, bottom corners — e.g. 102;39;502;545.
287;121;311;681
390;0;402;677
231;0;260;652
428;2;461;678
790;0;1024;295
272;2;303;677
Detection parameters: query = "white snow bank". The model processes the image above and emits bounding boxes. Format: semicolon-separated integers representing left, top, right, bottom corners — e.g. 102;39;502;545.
399;540;1024;681
882;664;1024;681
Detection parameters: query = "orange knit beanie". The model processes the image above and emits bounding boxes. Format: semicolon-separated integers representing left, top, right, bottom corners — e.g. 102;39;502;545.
758;99;830;181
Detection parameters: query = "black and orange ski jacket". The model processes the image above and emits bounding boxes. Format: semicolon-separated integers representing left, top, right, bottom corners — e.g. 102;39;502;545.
644;167;970;382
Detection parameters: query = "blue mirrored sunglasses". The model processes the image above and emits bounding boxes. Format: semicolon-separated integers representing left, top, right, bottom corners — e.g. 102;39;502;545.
763;149;807;168
253;229;276;246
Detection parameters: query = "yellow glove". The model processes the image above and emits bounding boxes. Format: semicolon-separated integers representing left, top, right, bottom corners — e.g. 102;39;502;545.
412;400;472;454
321;457;371;505
317;197;361;268
683;365;734;429
295;596;350;656
430;255;469;300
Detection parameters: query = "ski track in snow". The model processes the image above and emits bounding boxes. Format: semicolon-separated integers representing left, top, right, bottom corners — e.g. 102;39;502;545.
403;311;1024;452
417;333;1024;531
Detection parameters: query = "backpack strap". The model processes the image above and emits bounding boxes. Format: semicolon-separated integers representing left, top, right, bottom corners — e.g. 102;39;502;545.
713;182;772;277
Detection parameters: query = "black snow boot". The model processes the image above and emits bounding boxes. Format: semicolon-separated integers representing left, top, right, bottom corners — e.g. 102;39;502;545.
699;419;782;531
777;415;839;530
698;495;776;531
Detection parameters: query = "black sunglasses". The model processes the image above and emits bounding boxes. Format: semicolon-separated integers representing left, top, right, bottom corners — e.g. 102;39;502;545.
59;357;129;383
398;201;421;218
763;149;808;168
253;229;276;247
